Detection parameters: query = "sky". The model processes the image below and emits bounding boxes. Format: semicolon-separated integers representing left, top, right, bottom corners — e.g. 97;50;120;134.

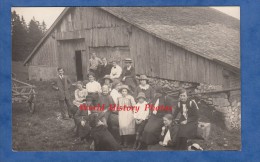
12;7;240;29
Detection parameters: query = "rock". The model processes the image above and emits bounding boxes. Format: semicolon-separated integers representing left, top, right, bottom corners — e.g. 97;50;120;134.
213;98;230;107
211;93;228;99
231;100;237;107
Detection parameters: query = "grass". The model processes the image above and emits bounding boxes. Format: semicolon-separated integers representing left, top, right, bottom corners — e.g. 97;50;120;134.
12;61;241;151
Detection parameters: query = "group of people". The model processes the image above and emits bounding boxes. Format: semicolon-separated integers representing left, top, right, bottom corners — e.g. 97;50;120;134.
53;53;200;151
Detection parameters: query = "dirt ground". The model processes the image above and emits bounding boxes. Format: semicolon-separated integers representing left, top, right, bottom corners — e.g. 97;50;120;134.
12;61;241;151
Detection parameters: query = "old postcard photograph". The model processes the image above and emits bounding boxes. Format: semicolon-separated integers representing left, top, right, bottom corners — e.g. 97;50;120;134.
11;7;240;151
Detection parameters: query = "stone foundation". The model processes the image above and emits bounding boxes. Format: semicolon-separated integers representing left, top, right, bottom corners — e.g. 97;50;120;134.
145;76;241;131
194;84;241;131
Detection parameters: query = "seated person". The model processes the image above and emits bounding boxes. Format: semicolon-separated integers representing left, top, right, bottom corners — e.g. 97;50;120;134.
121;58;137;92
102;75;113;92
110;60;122;80
110;80;122;104
99;57;112;80
173;88;199;150
133;92;149;150
94;85;115;127
89;113;122;151
148;114;179;150
142;87;174;146
73;81;88;109
73;95;92;142
85;73;102;105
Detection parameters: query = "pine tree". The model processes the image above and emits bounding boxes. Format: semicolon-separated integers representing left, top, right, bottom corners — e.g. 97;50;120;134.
41;21;47;33
27;17;44;55
12;11;28;61
12;12;46;61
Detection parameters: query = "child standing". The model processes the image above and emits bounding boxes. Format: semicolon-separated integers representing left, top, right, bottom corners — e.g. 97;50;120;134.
133;92;149;150
117;85;136;147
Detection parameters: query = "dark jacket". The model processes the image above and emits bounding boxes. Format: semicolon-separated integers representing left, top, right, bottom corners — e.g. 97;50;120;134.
173;99;199;123
159;123;179;147
55;75;72;100
90;125;121;151
99;63;112;78
173;98;199;138
97;94;115;110
142;94;174;145
121;66;137;91
74;107;91;138
150;93;174;118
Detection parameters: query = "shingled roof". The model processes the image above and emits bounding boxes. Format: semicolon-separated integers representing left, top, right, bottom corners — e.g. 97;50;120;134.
101;7;240;69
24;7;240;69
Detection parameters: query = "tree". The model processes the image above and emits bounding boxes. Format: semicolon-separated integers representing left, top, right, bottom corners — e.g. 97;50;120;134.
12;12;46;61
12;11;28;61
41;21;47;33
27;17;44;56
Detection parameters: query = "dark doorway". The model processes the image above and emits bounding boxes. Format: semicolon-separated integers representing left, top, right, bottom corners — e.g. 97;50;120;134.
75;51;83;81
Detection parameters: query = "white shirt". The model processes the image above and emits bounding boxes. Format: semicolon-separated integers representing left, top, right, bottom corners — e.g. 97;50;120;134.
110;89;122;104
59;75;63;79
163;129;172;145
127;66;132;71
134;101;149;120
110;65;122;79
182;104;188;120
139;84;149;90
153;99;159;115
85;81;102;93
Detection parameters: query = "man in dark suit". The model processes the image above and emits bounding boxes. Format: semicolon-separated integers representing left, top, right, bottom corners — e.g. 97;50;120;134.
99;57;112;80
53;68;73;120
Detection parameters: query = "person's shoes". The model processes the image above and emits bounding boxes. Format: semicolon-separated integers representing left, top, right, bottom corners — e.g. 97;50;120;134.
136;142;142;150
122;141;128;148
133;141;138;150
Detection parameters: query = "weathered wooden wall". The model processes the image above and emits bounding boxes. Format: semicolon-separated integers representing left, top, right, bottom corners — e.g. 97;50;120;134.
129;26;225;85
28;65;57;81
57;39;86;81
29;36;58;66
27;7;239;88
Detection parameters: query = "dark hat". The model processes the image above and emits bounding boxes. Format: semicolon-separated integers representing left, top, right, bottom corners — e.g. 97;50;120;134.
124;58;133;63
103;75;112;82
138;75;149;80
136;92;146;100
118;84;130;92
87;72;95;78
112;79;122;88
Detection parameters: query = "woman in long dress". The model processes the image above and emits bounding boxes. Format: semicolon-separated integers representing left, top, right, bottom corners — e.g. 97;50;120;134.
117;84;136;147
